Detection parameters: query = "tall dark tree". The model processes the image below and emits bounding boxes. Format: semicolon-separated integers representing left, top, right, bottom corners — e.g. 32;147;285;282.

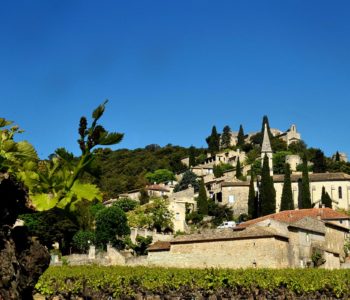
261;115;273;142
173;170;199;192
237;124;245;148
248;173;257;219
321;186;332;208
300;154;312;208
260;154;276;216
335;151;340;162
236;157;242;179
206;126;220;155
280;163;294;211
188;146;196;167
312;149;326;173
221;125;231;149
197;179;208;215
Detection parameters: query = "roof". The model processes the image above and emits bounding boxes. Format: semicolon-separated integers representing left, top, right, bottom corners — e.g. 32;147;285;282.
222;181;250;187
237;208;350;229
171;226;288;244
288;217;325;234
261;124;272;153
146;185;170;192
147;241;171;252
273;172;350;182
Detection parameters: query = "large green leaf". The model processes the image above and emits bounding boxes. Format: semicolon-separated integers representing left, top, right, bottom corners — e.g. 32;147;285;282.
70;181;102;202
99;132;124;145
92;100;108;120
16;141;38;160
2;140;16;152
31;193;59;211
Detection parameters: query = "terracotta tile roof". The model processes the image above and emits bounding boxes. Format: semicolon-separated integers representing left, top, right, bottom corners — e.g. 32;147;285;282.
273;172;350;183
171;226;288;244
288;217;325;234
237;208;350;229
146;185;170;192
147;241;171;252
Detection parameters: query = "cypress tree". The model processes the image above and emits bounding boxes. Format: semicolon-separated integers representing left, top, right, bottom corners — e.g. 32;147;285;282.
221;125;231;149
261;115;273;143
321;186;332;208
280;163;294;211
197;179;208;215
300;154;312;208
260;154;276;216
206;126;220;155
188;146;196;167
236;157;242;179
335;151;340;162
237;124;245;148
248;173;257;219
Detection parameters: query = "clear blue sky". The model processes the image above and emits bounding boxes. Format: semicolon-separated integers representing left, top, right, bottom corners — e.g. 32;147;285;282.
1;1;349;159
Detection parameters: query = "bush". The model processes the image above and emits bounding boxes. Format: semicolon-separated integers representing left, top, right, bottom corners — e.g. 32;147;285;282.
72;230;96;253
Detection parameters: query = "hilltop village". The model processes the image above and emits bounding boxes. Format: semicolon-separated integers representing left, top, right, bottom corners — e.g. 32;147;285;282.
92;116;350;270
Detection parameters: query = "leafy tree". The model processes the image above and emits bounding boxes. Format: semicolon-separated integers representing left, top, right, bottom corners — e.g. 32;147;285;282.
173;170;199;192
221;125;231;149
235;157;242;179
260;155;276;216
20;101;123;211
312;149;326;173
95;206;130;249
271;138;288;152
248;174;257;219
321;186;332;208
139;188;150;205
288;140;307;154
206;126;220;155
280;163;294;211
145;169;175;184
188;146;196;167
186;211;204;224
300;154;312;209
197;179;208;215
237;124;245;148
126;235;153;256
113;198;138;212
74;200;101;231
273;151;292;175
213;163;233;178
72;230;96;253
127;198;174;232
208;200;233;226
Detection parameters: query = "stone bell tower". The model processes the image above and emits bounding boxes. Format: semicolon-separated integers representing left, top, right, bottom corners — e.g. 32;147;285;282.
261;123;273;176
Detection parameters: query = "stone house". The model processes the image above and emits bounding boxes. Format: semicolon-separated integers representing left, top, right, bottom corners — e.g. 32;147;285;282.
147;209;349;269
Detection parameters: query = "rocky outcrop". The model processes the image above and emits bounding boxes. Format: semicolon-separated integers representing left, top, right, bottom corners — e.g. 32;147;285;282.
0;176;50;300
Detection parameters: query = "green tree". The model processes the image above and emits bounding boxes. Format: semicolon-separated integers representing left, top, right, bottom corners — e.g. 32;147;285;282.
206;126;220;155
237;124;245;148
260;155;276;216
248;173;257;219
300;154;312;209
335;151;340;162
280;163;294;211
288;140;307;154
95;206;130;249
113;198;138;212
197;179;208;215
145;169;175;184
261;115;273;142
208;200;233;226
188;146;196;167
235;157;242;179
72;230;96;253
139;188;150;205
273;151;292;174
321;186;332;208
221;125;231;149
312;149;326;173
173;170;199;192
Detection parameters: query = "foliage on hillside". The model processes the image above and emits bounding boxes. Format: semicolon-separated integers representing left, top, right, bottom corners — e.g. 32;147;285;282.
36;266;350;299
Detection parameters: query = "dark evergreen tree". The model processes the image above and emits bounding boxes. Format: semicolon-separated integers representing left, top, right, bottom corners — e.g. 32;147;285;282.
173;170;199;192
335;151;340;162
197;179;208;215
280;163;294;211
206;126;220;155
248;173;257;219
312;149;326;173
321;186;332;208
236;157;242;179
300;154;312;208
260;155;276;216
221;125;231;149
261;115;273;142
188;146;196;167
237;124;245;148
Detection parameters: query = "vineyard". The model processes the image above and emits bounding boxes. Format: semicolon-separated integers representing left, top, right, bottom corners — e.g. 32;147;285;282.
35;266;350;299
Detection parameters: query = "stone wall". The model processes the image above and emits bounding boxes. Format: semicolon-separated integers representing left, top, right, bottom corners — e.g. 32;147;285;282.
148;237;289;269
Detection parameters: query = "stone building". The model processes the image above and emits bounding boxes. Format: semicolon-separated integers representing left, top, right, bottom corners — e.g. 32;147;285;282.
147;208;349;269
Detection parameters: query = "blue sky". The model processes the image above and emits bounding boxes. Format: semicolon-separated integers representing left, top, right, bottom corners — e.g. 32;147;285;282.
1;1;349;159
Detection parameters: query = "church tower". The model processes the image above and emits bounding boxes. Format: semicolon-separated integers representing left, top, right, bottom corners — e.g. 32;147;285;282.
261;123;273;176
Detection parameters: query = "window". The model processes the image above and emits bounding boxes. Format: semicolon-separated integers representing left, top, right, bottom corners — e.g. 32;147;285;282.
339;187;343;199
228;195;235;204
